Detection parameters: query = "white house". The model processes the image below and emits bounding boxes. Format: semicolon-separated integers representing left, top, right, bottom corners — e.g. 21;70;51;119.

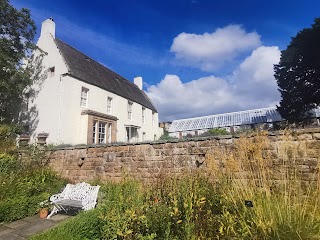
28;18;162;145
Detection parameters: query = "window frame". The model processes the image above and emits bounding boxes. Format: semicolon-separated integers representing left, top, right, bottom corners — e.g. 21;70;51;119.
98;122;106;144
128;101;133;120
107;97;113;114
80;87;89;108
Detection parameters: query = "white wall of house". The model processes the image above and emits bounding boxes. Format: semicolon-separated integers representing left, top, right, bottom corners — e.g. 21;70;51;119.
59;76;161;144
28;18;162;145
28;19;68;144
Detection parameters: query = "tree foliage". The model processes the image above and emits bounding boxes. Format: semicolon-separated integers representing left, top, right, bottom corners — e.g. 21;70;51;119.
275;18;320;121
0;0;37;124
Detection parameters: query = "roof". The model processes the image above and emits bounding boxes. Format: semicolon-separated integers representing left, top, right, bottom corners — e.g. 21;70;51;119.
54;38;157;112
168;107;283;132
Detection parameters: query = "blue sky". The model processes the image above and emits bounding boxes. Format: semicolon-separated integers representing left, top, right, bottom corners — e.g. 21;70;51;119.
11;0;320;121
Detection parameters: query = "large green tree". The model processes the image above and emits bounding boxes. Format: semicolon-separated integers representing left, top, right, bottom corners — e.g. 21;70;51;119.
0;0;37;124
274;18;320;121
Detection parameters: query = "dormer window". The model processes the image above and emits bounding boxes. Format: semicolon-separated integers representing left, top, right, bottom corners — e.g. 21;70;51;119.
48;67;55;77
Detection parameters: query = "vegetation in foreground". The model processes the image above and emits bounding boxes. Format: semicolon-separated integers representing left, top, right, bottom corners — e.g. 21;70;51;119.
31;132;320;240
0;125;67;222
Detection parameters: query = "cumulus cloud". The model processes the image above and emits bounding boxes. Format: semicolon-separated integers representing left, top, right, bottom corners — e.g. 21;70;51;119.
170;25;261;71
147;46;281;121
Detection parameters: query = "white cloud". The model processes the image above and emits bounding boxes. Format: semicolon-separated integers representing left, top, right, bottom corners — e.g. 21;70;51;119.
170;25;261;71
147;46;281;121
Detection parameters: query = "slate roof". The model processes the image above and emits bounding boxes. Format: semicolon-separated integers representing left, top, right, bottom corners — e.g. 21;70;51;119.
54;38;157;112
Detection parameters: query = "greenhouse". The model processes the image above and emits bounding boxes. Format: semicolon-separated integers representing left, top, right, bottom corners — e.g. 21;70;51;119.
168;107;282;137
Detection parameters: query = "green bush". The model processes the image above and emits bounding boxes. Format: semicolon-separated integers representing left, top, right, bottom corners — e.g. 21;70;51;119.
0;153;20;174
207;128;229;136
0;166;67;222
0;150;67;222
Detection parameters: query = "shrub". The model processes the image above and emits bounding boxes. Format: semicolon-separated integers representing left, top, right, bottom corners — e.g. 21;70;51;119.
159;131;178;140
0;124;21;152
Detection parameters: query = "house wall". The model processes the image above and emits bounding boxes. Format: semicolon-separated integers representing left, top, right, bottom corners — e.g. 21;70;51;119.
29;20;161;145
28;33;68;144
60;76;160;144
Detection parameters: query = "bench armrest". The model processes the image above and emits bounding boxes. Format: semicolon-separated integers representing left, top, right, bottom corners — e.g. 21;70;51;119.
50;193;64;202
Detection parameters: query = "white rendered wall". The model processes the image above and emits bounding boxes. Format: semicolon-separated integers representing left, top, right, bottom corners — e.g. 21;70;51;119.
29;32;68;144
60;76;161;144
30;27;161;144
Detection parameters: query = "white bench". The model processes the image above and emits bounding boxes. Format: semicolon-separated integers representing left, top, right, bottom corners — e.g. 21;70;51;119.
47;182;100;219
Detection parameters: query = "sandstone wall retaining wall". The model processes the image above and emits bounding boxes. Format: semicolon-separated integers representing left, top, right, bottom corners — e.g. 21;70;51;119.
45;129;320;183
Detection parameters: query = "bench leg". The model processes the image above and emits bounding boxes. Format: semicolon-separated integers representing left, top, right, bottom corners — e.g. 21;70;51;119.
47;206;59;219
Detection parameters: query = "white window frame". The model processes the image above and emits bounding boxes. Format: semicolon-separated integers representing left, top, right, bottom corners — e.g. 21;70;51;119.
92;121;97;144
80;87;89;107
98;122;106;144
107;97;113;114
128;101;133;120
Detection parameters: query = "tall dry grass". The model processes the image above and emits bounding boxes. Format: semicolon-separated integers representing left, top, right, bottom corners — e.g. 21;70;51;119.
207;131;320;239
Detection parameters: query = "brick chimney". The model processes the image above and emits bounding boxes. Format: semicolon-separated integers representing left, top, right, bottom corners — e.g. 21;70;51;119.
40;18;55;39
134;76;143;90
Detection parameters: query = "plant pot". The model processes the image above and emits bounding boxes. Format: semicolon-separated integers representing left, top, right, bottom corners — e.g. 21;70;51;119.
39;208;49;219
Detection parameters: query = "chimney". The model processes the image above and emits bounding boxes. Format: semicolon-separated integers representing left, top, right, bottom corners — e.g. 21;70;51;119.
40;18;55;39
134;76;143;90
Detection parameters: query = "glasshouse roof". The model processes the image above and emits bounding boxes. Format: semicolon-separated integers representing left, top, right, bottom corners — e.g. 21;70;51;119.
168;107;282;132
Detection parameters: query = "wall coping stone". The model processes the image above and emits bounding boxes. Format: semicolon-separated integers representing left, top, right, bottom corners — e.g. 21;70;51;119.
46;128;320;151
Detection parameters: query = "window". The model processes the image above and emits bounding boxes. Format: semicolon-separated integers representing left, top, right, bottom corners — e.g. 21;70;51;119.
92;121;112;144
128;101;133;120
108;123;112;143
142;107;145;124
142;132;146;141
107;97;112;114
48;67;55;77
92;121;97;143
126;126;139;143
98;122;106;143
80;87;89;107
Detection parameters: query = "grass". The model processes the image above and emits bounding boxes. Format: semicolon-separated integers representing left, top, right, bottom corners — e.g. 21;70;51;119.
31;131;320;239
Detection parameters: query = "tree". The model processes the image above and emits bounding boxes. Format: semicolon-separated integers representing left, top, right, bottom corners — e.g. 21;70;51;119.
0;0;37;124
274;18;320;121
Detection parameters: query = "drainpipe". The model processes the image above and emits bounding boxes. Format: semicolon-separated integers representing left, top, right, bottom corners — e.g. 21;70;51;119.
58;73;67;141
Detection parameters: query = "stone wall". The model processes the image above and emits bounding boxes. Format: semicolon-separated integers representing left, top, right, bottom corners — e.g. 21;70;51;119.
46;128;320;183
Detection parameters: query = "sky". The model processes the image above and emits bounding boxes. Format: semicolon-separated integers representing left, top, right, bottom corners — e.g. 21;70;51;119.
11;0;320;121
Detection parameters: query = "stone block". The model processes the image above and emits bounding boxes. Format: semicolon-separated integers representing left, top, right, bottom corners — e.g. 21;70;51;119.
85;170;96;177
197;140;214;147
132;157;145;161
306;149;320;158
297;134;313;140
116;146;129;151
191;147;209;154
306;140;320;149
312;133;320;140
95;166;105;173
152;144;164;149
